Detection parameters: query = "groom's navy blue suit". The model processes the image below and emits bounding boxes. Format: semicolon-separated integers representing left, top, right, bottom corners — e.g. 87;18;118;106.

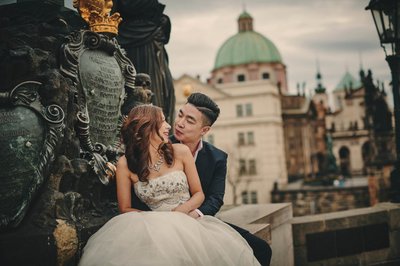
188;139;227;216
131;136;271;266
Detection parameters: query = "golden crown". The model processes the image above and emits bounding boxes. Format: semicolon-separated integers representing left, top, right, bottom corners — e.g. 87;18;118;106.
73;0;122;36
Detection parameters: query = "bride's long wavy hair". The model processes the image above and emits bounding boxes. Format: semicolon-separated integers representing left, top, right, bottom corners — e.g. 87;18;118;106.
121;105;174;182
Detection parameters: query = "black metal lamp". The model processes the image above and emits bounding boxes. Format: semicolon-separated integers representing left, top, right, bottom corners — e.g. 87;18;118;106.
367;0;400;55
366;0;400;202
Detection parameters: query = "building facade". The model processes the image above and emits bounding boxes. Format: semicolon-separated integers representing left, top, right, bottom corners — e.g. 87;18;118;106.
174;11;288;205
326;69;395;177
281;94;319;181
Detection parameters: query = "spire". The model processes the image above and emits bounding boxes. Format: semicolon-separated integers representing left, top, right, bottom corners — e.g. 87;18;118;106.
359;51;365;78
316;57;321;80
315;57;326;94
238;9;253;32
359;51;364;71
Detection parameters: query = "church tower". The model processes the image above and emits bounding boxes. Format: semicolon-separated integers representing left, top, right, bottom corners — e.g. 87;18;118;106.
311;61;329;173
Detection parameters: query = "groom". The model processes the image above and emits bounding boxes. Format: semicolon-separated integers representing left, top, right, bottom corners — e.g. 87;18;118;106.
170;92;272;266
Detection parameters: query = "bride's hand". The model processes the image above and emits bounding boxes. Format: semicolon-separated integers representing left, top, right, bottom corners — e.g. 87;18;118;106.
188;210;200;219
172;204;191;214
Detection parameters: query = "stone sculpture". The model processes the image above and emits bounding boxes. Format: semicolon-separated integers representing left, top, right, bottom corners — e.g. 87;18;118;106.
0;1;153;264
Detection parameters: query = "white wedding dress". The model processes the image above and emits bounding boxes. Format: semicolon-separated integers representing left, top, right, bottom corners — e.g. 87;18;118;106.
79;170;260;266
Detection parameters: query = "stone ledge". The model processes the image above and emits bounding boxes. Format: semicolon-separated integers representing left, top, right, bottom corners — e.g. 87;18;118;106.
240;223;271;245
217;202;294;266
291;202;400;265
291;202;400;247
217;203;292;229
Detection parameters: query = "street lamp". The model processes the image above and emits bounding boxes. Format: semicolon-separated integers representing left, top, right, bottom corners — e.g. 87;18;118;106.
366;0;400;202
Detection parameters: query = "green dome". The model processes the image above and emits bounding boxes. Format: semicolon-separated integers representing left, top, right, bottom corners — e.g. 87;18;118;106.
214;31;283;70
334;71;362;92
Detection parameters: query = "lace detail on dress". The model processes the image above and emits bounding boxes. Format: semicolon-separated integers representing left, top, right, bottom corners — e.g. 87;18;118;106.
134;170;190;211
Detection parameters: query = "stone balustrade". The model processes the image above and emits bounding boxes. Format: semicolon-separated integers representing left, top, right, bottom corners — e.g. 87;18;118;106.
217;203;294;266
291;202;400;265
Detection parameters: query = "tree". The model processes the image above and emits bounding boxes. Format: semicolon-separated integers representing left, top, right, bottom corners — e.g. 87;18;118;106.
223;142;254;205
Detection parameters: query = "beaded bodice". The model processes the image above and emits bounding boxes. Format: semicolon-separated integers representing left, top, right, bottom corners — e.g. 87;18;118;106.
134;170;190;211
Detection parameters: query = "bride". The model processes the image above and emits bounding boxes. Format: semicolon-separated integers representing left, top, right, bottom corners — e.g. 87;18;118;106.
79;104;260;266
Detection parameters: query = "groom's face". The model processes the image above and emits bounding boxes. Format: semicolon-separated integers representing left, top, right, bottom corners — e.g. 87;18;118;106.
174;103;210;144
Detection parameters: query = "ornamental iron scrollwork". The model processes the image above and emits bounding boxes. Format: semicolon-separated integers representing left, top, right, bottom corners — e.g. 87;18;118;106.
0;81;65;228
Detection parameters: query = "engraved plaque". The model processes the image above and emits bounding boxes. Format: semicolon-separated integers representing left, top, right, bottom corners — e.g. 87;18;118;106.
0;106;45;226
79;49;124;146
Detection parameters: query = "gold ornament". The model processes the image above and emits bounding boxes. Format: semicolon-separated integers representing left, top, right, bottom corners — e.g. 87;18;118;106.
73;0;122;36
183;84;193;98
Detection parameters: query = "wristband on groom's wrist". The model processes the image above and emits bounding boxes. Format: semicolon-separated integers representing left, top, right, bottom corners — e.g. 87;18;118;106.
194;209;204;217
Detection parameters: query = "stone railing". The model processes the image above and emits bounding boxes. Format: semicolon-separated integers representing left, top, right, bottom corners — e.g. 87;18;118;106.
217;203;294;266
291;202;400;265
271;177;371;216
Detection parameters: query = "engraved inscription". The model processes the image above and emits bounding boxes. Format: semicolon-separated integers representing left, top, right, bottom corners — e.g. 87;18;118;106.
79;50;125;146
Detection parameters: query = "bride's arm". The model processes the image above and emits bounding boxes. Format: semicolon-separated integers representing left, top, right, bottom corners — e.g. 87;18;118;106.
173;144;205;214
116;156;142;213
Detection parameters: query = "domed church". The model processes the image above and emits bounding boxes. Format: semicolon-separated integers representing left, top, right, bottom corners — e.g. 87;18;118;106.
174;11;288;204
209;11;288;93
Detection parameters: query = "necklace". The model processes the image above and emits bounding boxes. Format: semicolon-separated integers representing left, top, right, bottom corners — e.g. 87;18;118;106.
149;143;164;172
148;153;164;172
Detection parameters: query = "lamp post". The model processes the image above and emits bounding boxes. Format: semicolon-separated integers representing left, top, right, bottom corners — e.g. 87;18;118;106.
366;0;400;202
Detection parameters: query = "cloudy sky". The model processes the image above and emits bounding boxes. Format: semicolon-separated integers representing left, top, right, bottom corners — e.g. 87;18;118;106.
160;0;390;94
61;0;391;99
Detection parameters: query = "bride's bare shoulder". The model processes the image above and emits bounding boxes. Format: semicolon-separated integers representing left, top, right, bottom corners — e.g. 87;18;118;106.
116;155;138;182
172;143;191;156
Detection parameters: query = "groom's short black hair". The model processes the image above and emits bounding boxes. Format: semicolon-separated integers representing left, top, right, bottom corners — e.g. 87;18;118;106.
187;93;220;126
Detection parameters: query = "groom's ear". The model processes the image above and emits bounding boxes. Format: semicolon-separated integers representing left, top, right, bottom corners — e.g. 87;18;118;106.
200;125;211;136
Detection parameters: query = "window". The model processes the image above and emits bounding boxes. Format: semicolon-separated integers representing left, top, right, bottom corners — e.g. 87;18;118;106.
217;78;223;84
262;72;270;80
237;74;245;82
238;132;245;146
248;159;257;175
238;131;254;146
289;140;296;150
236;104;243;117
337;96;343;109
237;104;253;117
242;191;258;204
250;191;258;204
247;132;254;145
242;191;249;204
239;159;246;176
207;134;214;145
331;122;336;132
245;103;253;116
